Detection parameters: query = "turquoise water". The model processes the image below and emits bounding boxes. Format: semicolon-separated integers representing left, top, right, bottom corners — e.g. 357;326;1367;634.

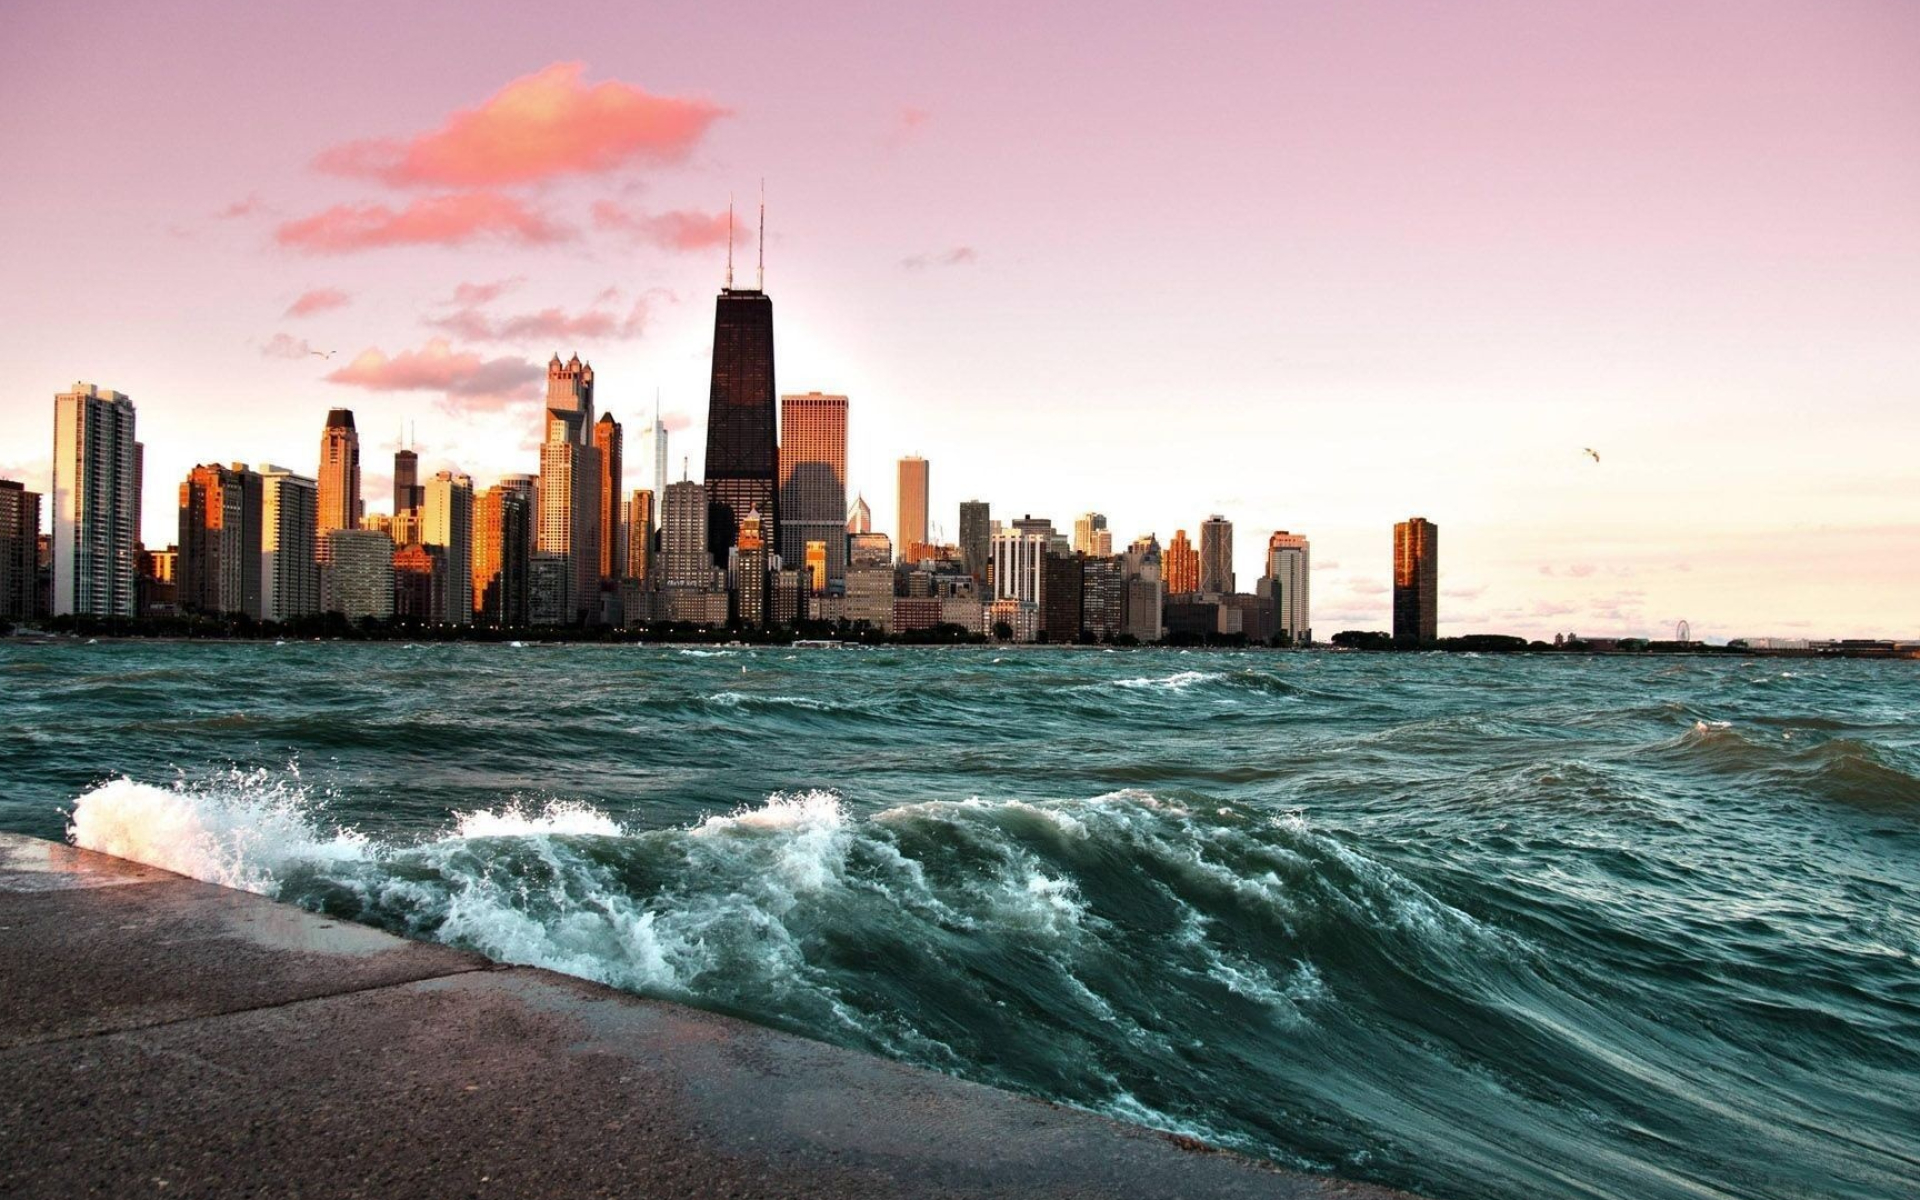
3;641;1916;1200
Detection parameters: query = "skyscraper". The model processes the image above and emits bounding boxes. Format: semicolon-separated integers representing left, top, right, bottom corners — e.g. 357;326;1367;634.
846;495;871;535
703;244;778;565
538;353;602;624
322;528;394;620
316;409;361;545
1072;513;1110;557
474;479;531;628
1;480;44;620
1200;515;1234;595
423;470;474;625
1393;517;1439;645
651;398;670;496
1164;530;1199;596
661;479;712;589
777;392;848;590
178;464;261;618
595;413;622;587
51;383;139;617
732;506;769;628
959;501;991;589
897;455;929;559
1262;531;1310;646
391;446;418;546
991;530;1049;603
624;489;655;581
259;465;319;623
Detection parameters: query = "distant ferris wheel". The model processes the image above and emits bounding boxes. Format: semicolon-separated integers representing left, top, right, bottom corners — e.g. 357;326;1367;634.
1675;619;1691;643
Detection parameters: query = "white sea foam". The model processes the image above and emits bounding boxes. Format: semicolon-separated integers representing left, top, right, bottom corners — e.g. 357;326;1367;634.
68;772;366;894
1111;670;1219;691
451;800;622;839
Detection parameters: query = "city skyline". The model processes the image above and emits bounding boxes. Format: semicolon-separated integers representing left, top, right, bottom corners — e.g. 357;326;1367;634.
2;3;1916;639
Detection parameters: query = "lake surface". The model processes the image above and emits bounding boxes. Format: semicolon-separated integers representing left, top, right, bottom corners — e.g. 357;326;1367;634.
4;640;1916;1200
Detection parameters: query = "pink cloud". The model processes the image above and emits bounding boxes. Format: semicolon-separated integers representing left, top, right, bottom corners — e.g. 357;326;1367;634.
276;193;571;254
315;62;728;188
591;202;732;251
326;339;542;409
901;246;978;270
448;278;524;306
286;287;351;317
261;332;320;359
427;297;652;344
215;194;270;220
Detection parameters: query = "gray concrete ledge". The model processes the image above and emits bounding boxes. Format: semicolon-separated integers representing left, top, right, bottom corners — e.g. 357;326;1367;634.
0;832;1415;1199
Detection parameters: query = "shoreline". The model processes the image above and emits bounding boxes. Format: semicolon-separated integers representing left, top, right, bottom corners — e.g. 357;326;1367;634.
0;830;1418;1199
4;628;1915;660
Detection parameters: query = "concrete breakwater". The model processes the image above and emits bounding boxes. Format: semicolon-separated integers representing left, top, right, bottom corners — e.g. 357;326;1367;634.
0;832;1411;1199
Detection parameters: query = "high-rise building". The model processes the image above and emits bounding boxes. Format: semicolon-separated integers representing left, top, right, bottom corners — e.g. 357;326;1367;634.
1164;530;1200;596
803;540;828;594
1262;531;1310;646
897;456;929;559
316;409;361;544
1082;556;1125;643
474;480;531;628
651;398;670;496
624;489;655;581
51;383;139;617
1072;513;1111;557
732;506;769;628
423;471;474;625
777;392;848;590
846;495;871;535
991;530;1049;603
704;265;778;566
259;465;319;623
1393;517;1439;645
392;542;445;623
176;464;261;618
595;413;623;587
1040;555;1084;644
321;528;393;620
661;479;713;589
1199;515;1234;595
538;354;602;624
958;501;991;589
0;480;42;620
393;446;421;523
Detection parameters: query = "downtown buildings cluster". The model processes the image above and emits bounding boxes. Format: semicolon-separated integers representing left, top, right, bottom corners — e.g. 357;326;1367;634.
3;256;1449;647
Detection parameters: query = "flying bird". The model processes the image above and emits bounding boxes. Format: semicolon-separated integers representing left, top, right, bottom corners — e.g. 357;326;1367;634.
308;348;336;359
1583;448;1600;463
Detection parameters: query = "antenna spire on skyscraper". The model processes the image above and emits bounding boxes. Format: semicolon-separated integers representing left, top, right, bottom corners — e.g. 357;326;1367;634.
757;178;765;291
725;195;735;289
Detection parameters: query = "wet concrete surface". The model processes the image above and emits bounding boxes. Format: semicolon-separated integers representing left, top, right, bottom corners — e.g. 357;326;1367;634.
0;832;1416;1199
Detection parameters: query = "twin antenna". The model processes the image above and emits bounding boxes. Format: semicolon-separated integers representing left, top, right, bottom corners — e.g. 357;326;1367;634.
723;180;767;291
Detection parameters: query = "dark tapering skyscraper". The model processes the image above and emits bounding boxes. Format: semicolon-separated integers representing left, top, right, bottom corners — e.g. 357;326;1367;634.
1393;517;1439;645
703;210;778;566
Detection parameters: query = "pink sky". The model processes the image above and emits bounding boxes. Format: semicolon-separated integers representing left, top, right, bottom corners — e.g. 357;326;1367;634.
2;0;1916;639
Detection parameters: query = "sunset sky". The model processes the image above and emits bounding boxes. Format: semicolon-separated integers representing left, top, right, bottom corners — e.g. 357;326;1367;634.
2;0;1915;640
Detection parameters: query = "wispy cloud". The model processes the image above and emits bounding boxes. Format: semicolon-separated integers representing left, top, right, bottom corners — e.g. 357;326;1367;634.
901;246;978;271
286;287;351;317
276;192;572;254
591;202;732;251
427;296;655;345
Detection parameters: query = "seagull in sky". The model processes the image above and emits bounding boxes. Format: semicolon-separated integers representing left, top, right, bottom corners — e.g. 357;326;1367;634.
308;348;336;359
1583;447;1600;464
